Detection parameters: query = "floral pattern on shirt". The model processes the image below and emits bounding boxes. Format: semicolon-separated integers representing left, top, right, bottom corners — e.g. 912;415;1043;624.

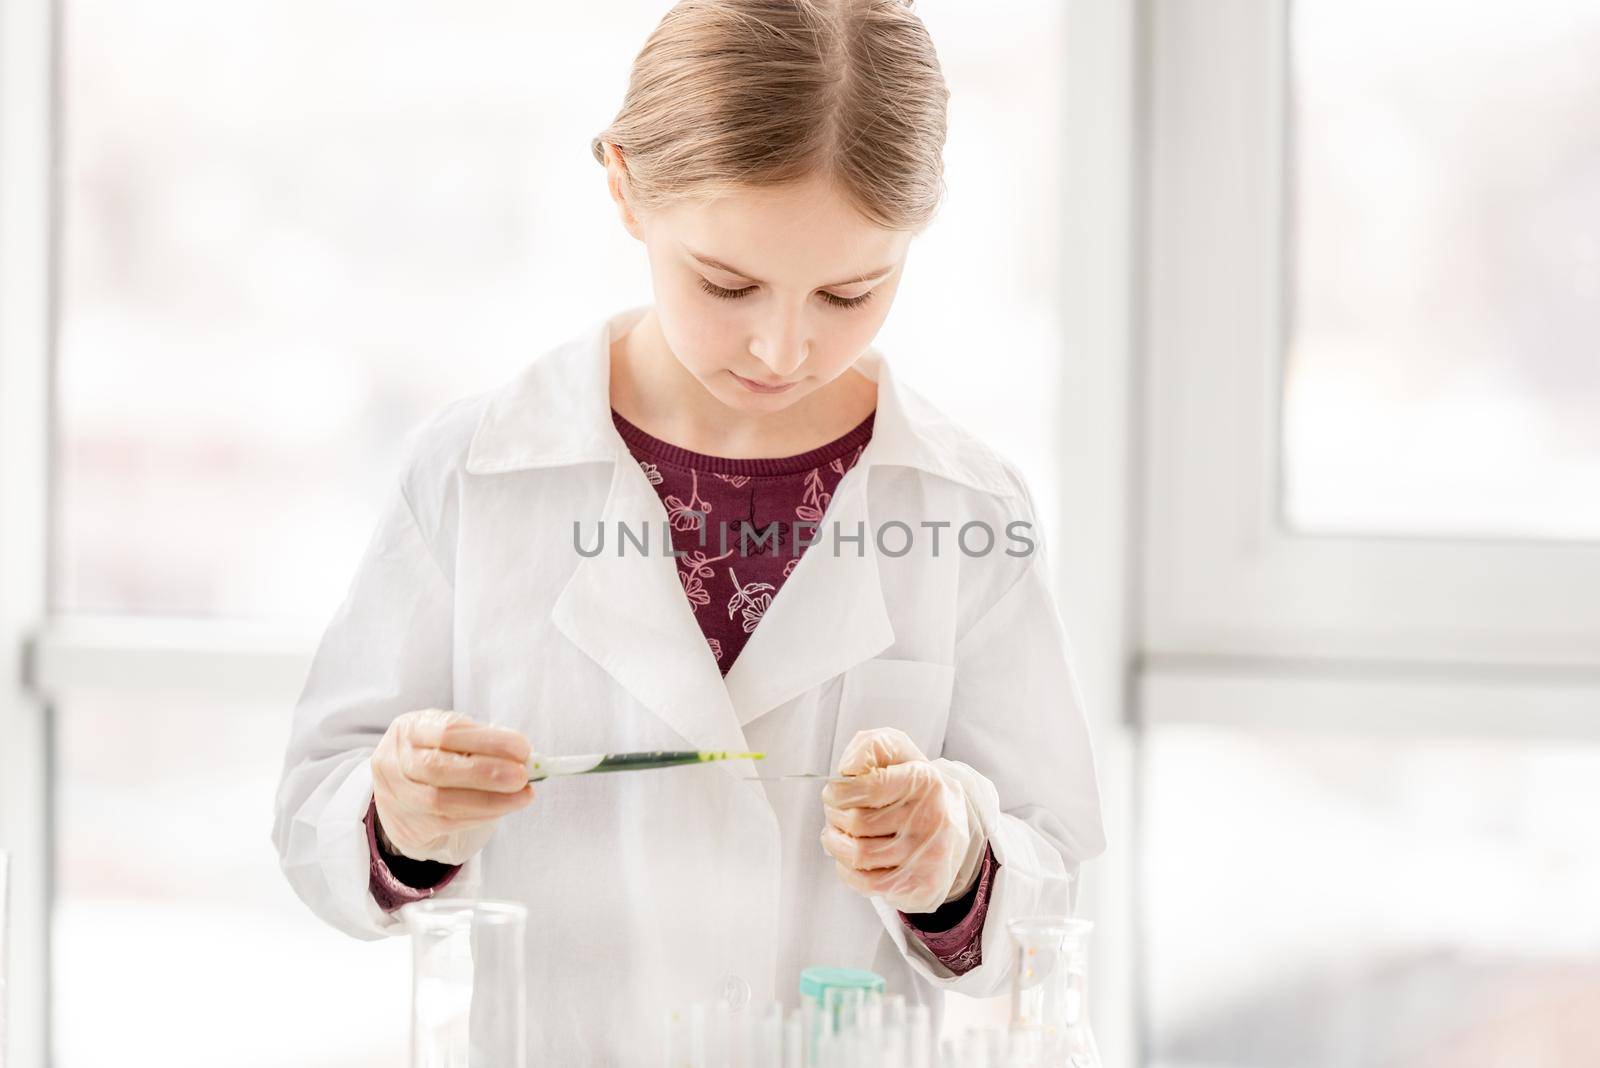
612;408;873;675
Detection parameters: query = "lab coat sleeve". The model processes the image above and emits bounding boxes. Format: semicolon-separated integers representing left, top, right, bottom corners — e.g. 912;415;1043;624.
898;841;1000;975
869;474;1108;997
270;448;484;940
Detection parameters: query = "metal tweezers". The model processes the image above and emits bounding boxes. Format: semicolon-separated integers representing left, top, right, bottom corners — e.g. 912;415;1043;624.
737;772;852;783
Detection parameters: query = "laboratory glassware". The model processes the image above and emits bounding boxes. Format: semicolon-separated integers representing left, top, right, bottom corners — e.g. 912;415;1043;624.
799;967;885;1066
664;999;797;1068
1006;917;1099;1068
403;898;527;1068
666;982;937;1067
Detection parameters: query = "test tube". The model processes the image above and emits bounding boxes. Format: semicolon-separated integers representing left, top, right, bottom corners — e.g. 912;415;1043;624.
823;986;866;1068
906;1005;932;1068
785;1007;805;1068
959;1026;1000;1068
688;1002;714;1068
728;1004;755;1068
802;991;819;1067
1001;1027;1041;1068
665;1009;689;1068
860;988;884;1065
752;1001;784;1068
879;995;907;1068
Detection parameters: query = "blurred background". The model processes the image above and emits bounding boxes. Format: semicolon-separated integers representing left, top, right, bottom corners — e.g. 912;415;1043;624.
1;0;1597;1065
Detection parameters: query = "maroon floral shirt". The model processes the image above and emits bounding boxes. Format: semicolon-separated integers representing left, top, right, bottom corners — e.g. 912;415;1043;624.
364;407;998;975
612;406;875;674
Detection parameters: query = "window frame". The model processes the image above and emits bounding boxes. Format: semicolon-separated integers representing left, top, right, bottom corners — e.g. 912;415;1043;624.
1140;0;1600;671
1135;1;1600;1064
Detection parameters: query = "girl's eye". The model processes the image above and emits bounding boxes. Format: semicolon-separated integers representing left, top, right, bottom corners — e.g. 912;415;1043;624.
820;290;875;310
697;278;754;300
696;277;876;311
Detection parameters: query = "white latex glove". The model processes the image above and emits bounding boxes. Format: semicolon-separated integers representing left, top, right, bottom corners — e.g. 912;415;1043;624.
819;727;987;914
370;708;535;864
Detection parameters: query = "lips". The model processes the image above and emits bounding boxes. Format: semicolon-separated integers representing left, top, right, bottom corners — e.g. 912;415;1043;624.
732;372;798;394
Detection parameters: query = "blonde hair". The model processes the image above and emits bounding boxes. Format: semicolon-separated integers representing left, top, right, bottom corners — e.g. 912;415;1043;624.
591;0;949;233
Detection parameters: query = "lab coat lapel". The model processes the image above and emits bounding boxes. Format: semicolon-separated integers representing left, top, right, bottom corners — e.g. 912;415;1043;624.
721;459;895;726
550;441;763;792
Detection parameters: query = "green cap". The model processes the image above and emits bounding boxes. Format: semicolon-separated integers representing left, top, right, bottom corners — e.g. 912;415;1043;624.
798;966;887;1001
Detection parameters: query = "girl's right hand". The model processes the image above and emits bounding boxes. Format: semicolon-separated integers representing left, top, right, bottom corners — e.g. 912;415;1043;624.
371;708;536;865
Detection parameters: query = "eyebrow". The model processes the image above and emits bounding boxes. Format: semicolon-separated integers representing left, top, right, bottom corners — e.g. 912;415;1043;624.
685;246;896;289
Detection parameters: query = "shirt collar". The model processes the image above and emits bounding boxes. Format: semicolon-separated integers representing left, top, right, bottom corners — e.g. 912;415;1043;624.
464;304;1014;499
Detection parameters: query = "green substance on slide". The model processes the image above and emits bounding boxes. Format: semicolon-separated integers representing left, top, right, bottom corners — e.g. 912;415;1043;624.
588;750;765;773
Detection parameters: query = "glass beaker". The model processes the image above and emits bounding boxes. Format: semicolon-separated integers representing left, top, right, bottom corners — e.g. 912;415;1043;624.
402;899;527;1068
1006;917;1099;1068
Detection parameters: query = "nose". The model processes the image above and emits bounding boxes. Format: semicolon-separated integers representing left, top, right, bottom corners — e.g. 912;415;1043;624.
749;314;809;378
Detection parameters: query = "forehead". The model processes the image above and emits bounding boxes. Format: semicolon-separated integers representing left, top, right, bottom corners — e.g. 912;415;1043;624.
654;176;910;284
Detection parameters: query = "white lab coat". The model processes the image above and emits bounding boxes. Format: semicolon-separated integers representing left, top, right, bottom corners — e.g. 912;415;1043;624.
272;304;1106;1064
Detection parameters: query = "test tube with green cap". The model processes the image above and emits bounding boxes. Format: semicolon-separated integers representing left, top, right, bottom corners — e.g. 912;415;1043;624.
798;966;885;1066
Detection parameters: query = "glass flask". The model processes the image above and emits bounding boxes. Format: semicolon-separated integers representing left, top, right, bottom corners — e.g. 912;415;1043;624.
402;899;527;1068
1006;917;1100;1068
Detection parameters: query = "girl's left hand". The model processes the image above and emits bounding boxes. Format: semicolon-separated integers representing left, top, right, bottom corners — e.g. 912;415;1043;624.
819;727;986;914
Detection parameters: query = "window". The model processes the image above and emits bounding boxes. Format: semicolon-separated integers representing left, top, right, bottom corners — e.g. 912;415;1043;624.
58;1;653;620
1283;0;1600;541
1140;3;1600;1067
1141;0;1600;664
57;0;1075;622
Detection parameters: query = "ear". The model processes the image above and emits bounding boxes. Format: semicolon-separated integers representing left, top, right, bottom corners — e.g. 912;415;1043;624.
603;143;644;241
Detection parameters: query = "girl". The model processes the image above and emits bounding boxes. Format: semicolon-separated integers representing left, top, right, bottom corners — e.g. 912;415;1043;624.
273;1;1105;1062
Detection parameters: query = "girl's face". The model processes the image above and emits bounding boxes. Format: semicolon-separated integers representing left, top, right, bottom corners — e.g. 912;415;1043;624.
614;169;912;413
